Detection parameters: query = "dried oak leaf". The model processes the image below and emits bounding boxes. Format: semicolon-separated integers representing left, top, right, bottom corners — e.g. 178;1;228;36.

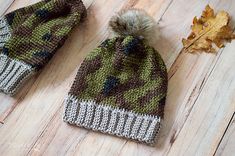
182;5;235;53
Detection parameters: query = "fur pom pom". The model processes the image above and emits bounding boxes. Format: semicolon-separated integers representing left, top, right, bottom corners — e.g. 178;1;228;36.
109;8;159;44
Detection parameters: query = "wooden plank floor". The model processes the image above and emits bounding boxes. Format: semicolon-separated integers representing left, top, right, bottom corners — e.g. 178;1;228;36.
0;0;235;155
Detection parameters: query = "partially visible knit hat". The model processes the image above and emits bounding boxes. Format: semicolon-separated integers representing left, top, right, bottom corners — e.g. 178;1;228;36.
63;9;168;145
0;0;86;95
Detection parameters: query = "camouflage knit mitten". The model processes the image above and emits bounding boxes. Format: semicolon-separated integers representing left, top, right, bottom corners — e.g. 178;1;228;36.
63;9;168;145
0;0;86;95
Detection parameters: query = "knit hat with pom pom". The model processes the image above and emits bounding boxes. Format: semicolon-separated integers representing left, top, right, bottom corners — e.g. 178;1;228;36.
0;0;86;95
63;8;168;145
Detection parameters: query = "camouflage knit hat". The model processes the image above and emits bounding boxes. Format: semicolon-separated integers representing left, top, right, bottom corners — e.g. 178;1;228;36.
63;9;168;145
0;0;86;95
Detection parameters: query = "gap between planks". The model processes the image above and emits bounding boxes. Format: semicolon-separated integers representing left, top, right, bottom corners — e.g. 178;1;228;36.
214;112;235;156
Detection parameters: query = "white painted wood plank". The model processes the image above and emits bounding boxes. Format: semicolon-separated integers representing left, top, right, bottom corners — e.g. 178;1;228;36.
215;114;235;156
0;0;14;16
167;41;235;156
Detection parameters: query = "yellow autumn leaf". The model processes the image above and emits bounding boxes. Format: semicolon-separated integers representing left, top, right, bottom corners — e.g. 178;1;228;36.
182;5;235;53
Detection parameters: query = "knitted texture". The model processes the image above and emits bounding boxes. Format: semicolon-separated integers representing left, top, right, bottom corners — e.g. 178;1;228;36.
63;36;168;145
0;0;86;95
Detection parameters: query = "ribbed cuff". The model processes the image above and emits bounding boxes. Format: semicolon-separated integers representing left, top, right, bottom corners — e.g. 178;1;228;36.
63;94;162;145
0;54;34;95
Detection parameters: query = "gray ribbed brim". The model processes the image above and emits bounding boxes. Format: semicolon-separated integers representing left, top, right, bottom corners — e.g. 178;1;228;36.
63;94;162;145
0;54;34;95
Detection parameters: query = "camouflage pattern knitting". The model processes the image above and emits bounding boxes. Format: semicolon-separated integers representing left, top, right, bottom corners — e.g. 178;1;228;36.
63;9;168;145
0;0;87;95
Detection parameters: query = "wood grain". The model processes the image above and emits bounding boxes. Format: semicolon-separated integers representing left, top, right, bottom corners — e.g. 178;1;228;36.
166;40;235;156
0;0;14;16
0;0;234;155
215;113;235;156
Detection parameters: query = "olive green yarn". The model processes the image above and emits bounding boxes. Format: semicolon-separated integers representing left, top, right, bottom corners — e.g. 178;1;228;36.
70;36;168;116
0;0;86;95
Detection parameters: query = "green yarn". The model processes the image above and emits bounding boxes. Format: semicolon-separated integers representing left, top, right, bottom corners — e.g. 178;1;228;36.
3;0;86;69
71;36;168;116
